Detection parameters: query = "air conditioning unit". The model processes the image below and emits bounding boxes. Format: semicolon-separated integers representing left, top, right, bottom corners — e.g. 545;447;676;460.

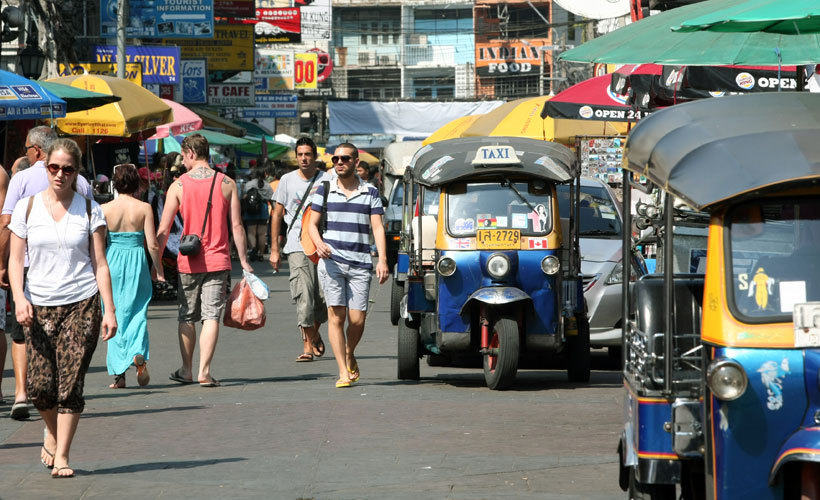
358;51;374;65
378;54;397;66
408;33;428;45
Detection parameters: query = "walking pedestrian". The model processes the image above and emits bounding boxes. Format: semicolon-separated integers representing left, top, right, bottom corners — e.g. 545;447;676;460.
306;143;389;388
241;166;274;262
270;137;328;362
102;163;164;389
8;138;117;477
0;126;93;421
157;133;253;387
0;165;8;405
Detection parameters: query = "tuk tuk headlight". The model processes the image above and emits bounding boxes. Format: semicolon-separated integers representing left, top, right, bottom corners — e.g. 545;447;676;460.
487;254;510;279
541;255;560;275
706;358;748;401
437;256;457;277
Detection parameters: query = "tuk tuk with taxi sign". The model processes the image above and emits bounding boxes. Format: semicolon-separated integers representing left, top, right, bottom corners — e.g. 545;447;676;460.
617;92;820;499
396;136;590;389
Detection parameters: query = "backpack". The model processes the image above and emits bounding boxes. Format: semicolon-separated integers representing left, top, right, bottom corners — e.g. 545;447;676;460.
242;186;263;212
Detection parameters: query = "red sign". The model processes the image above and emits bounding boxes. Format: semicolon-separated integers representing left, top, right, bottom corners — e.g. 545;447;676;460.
231;8;301;44
309;48;332;83
215;0;255;17
159;84;174;100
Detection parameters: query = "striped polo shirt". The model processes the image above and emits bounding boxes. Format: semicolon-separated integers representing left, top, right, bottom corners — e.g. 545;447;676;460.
310;177;384;269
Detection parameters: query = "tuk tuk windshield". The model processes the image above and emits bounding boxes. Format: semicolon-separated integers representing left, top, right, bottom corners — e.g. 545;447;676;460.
728;198;820;321
447;181;551;236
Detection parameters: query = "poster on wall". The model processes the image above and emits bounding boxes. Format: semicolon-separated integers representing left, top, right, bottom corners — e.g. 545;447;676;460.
214;0;254;17
254;49;293;91
179;59;207;104
300;0;331;40
254;8;301;44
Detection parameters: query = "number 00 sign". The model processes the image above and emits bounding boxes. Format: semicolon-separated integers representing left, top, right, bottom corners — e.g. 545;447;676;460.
294;53;318;89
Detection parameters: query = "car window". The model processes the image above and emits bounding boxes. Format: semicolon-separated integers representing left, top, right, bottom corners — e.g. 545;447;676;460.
557;184;622;236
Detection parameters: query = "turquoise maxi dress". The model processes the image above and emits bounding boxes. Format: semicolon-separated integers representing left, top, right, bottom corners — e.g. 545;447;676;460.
106;231;152;375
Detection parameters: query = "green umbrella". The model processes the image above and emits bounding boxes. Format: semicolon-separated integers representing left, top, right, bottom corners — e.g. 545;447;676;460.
179;129;252;146
559;0;820;65
236;135;290;159
674;0;820;34
38;80;121;113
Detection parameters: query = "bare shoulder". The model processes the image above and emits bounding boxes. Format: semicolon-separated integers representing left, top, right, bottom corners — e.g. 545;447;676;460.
221;174;235;186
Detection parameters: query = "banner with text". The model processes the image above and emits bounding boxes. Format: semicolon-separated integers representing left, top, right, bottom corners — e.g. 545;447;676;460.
475;38;550;77
293;52;318;90
94;45;180;85
164;24;253;71
58;62;143;86
254;49;293;92
179;59;207;104
100;0;214;38
241;93;297;118
215;0;254;17
208;83;255;106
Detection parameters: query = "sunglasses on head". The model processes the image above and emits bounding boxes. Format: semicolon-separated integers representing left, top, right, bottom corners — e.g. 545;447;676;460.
331;155;354;164
46;163;76;175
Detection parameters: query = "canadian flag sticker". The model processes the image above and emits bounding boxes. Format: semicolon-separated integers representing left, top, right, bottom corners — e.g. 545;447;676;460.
528;238;548;249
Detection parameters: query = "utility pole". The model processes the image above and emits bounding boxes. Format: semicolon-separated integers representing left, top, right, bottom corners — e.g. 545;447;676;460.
116;0;127;79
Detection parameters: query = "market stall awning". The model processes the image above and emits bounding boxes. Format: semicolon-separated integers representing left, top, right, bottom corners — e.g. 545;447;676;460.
0;70;66;120
47;74;172;136
179;129;252;146
233;119;275;138
37;81;119;113
148;99;202;139
235;135;291;159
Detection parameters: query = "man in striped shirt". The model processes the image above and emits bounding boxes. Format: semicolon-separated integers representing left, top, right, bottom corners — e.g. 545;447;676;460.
307;143;389;388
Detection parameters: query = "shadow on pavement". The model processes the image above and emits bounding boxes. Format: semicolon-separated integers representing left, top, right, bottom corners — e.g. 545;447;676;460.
220;373;328;385
87;457;247;475
0;442;40;450
84;390;168;400
84;405;206;419
369;370;622;392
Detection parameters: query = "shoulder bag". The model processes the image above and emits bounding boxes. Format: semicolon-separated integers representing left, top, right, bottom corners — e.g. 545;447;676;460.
300;180;330;264
179;172;218;256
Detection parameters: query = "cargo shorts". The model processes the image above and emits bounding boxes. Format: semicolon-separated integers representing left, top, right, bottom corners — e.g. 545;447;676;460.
287;251;327;327
178;270;230;323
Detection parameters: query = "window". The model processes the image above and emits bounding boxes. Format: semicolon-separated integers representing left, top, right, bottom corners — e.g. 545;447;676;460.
556;184;622;236
361;25;368;45
371;22;379;44
493;74;540;98
382;23;390;44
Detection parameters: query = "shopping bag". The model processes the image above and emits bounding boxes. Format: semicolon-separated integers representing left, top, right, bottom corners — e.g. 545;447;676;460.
243;270;269;300
223;278;266;331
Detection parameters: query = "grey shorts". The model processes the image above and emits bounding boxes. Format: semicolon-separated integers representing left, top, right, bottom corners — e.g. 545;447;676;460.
178;270;230;323
288;251;327;327
317;258;372;312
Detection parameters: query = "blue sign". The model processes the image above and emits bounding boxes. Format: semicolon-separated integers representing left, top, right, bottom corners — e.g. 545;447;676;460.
180;59;207;104
240;93;297;118
94;46;181;85
100;0;214;39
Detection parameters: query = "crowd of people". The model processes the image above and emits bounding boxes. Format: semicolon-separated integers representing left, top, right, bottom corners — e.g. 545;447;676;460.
0;128;389;478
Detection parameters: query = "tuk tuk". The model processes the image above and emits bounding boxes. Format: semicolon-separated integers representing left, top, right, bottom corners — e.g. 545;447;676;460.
396;136;590;390
617;93;820;499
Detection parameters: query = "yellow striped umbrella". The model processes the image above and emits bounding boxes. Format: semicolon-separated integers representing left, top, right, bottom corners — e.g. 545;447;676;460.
46;74;173;137
422;114;484;145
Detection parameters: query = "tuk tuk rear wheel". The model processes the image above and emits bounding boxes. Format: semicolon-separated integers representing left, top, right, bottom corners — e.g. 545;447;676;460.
628;468;676;500
397;318;420;380
390;278;402;326
567;315;591;383
483;318;519;390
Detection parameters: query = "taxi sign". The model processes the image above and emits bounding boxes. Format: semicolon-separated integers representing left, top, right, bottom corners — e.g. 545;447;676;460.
472;145;522;165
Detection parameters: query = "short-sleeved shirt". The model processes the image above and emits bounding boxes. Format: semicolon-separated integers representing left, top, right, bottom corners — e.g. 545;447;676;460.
2;161;92;216
275;169;329;255
8;192;106;306
310;177;384;270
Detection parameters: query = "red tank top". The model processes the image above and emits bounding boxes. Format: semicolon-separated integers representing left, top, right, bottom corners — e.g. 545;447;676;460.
177;172;231;274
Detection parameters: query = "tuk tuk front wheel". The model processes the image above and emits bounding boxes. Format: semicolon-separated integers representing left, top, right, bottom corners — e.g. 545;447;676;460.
628;468;676;500
397;318;420;380
390;278;402;326
483;317;519;390
567;314;591;383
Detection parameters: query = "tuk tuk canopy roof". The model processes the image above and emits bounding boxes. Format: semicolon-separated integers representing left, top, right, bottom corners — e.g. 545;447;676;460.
382;140;424;177
410;137;575;187
624;92;820;211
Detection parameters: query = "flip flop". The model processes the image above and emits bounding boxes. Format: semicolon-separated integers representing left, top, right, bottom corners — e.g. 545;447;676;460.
51;466;74;478
335;379;352;388
295;353;314;363
199;378;221;387
134;355;150;387
312;335;326;357
41;446;55;469
169;369;194;384
109;373;126;389
10;401;29;420
348;358;360;383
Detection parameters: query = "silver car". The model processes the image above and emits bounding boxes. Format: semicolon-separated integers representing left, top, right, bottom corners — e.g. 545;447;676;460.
557;178;644;358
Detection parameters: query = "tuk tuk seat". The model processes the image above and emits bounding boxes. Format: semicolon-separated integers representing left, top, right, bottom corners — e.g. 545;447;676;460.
412;215;437;265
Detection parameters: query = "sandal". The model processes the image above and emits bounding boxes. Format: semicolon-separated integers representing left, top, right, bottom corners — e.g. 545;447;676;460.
348;358;360;383
109;373;126;389
134;355;150;387
312;335;326;357
295;353;314;362
335;379;352;388
169;369;194;384
41;446;55;469
51;466;74;478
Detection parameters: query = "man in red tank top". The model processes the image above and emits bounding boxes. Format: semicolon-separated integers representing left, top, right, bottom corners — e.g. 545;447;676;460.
157;134;253;387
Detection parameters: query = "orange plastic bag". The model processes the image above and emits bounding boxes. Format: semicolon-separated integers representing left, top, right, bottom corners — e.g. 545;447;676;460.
223;278;266;330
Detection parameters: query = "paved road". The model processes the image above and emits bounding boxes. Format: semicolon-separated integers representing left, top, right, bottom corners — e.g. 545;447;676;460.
0;261;625;499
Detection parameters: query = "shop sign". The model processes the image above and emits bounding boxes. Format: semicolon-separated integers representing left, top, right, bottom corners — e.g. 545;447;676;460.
294;52;317;89
254;48;293;92
164;24;254;71
100;0;214;38
208;83;255;106
475;38;550;77
214;0;254;17
240;93;297;118
93;45;181;85
57;62;143;86
301;0;331;40
179;59;207;104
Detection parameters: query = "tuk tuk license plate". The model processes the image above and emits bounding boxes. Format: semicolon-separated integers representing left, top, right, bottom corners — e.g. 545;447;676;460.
476;229;520;250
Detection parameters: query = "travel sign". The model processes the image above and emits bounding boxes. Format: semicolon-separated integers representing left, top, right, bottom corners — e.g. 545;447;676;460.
100;0;214;38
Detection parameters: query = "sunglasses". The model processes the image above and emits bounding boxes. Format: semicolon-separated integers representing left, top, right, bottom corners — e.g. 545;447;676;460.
331;155;354;164
46;163;77;175
23;144;38;154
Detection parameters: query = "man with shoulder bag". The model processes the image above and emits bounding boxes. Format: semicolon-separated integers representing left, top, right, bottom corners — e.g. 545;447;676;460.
270;137;329;362
157;133;253;387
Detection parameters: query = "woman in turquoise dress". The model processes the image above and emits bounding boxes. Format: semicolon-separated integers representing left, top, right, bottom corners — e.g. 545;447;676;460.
102;163;164;388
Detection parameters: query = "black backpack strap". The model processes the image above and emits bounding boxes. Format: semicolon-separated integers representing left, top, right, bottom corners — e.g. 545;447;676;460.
86;197;93;252
200;172;219;238
319;180;330;235
287;171;320;236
